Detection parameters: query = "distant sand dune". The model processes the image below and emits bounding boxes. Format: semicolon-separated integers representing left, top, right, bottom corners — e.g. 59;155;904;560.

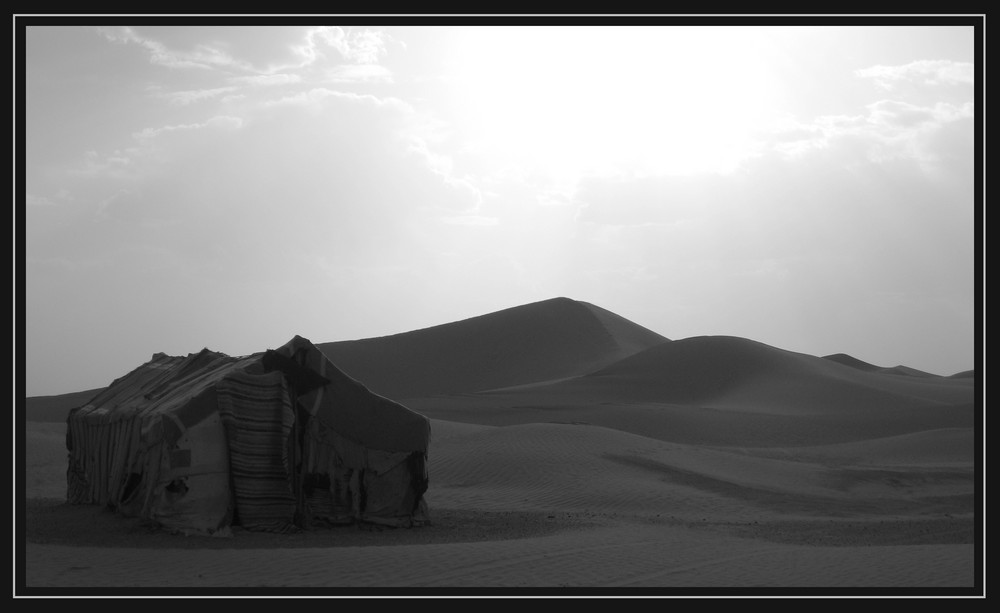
587;335;972;409
406;333;974;448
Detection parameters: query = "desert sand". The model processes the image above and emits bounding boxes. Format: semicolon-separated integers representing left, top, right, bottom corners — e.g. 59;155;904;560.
19;298;981;596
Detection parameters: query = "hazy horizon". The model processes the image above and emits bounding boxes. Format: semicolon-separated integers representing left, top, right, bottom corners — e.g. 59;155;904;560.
20;19;979;397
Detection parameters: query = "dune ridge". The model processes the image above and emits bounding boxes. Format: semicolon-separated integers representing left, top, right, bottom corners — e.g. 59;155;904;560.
316;297;668;400
405;335;975;447
824;352;941;378
23;388;103;424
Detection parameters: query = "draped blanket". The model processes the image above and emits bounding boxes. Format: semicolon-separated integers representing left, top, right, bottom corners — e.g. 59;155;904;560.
217;370;297;532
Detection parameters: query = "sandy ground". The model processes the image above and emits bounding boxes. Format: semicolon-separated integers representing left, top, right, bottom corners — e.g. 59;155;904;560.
20;416;980;596
17;303;982;597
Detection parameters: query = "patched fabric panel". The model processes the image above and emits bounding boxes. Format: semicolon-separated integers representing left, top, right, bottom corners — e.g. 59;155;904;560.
217;370;297;532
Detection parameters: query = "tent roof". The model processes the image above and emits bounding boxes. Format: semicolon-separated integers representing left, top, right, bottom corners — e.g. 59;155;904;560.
72;336;429;454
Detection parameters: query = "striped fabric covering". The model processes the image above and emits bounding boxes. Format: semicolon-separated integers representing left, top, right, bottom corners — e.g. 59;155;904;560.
216;369;297;532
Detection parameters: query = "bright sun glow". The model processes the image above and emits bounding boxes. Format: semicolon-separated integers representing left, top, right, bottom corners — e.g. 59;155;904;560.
446;26;784;179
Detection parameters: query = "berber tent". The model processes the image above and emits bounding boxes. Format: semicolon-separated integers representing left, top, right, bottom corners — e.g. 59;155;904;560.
65;335;431;535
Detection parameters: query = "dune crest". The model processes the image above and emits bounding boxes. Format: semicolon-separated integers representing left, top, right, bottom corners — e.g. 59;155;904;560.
406;334;974;448
824;353;939;378
317;297;668;400
580;335;973;410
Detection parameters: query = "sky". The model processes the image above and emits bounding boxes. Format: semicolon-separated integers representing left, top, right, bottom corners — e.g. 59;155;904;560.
19;18;979;397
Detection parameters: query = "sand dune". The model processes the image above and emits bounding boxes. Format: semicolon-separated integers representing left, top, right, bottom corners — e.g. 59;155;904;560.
317;297;668;400
823;352;885;372
20;298;980;595
405;335;974;448
23;388;103;424
823;353;939;378
587;335;973;408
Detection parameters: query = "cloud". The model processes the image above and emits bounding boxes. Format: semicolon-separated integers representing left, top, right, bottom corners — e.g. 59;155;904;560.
251;86;478;214
757;59;975;165
51;116;246;220
764;98;973;166
405;138;484;212
95;26;394;95
324;64;393;83
70;83;481;262
260;87;412;113
98;26;252;71
856;60;975;89
47;80;475;245
69;148;139;179
294;26;389;66
866;99;973;129
160;87;239;105
572;102;973;312
866;99;943;128
230;73;301;86
852;100;972;164
131;115;244;140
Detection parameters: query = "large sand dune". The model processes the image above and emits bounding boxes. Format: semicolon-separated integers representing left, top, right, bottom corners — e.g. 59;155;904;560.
318;297;669;400
20;298;981;595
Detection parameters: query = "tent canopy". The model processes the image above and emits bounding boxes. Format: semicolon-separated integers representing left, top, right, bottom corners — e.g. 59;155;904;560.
66;336;431;535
